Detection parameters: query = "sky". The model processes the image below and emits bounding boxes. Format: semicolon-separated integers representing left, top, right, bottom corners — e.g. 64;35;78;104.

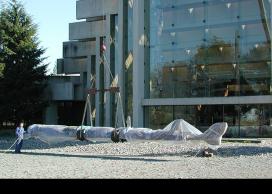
1;0;78;74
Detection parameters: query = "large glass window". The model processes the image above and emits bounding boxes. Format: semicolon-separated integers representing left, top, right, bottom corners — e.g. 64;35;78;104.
144;104;272;138
240;104;272;137
147;0;271;98
144;106;173;129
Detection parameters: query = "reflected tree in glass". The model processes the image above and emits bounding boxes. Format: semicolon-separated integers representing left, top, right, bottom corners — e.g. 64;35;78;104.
192;36;236;97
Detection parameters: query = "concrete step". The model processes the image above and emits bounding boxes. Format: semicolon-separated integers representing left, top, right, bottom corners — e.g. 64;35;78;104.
222;138;263;144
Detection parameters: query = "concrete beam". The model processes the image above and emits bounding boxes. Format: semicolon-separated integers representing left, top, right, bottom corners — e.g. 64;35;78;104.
50;82;74;101
105;13;111;127
69;21;105;41
73;85;84;101
62;58;88;74
57;59;64;74
44;103;58;125
95;36;101;126
133;0;145;127
47;75;82;101
76;0;118;20
63;41;96;58
116;0;125;127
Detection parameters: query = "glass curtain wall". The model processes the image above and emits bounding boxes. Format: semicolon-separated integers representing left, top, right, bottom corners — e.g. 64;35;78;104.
147;0;271;98
145;0;272;137
145;104;272;138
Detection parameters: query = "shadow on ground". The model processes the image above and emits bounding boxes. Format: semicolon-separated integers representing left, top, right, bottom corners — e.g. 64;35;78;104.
138;146;272;158
0;138;106;150
1;137;272;158
216;146;272;157
1;151;172;162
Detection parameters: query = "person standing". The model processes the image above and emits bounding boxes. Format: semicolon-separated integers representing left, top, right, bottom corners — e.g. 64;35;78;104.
15;122;25;154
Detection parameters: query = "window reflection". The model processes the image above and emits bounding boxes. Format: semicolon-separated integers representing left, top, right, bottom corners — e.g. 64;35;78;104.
148;0;271;98
145;104;272;138
145;106;173;129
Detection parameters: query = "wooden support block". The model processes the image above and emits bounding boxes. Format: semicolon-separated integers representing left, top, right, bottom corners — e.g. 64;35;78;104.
88;87;120;95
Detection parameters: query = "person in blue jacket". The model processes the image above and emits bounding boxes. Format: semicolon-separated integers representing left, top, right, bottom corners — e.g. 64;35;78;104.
15;122;25;154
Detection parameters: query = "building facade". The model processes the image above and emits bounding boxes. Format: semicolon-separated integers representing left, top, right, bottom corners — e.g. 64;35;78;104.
46;0;272;138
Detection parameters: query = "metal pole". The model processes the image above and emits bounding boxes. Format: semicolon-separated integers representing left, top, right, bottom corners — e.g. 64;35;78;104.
87;95;93;127
81;95;89;128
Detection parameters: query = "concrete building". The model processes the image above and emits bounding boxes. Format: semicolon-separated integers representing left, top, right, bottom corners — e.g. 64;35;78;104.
46;0;272;138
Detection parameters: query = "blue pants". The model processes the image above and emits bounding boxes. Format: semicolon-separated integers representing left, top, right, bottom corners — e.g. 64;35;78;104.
15;139;23;153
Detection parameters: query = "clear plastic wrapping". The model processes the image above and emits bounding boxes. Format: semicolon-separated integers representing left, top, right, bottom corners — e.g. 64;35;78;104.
27;120;228;146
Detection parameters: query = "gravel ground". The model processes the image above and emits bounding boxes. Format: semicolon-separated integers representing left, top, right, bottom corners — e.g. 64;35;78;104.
1;137;272;179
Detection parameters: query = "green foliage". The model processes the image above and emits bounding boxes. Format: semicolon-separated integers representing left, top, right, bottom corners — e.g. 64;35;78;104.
193;36;234;64
0;63;4;77
0;0;48;125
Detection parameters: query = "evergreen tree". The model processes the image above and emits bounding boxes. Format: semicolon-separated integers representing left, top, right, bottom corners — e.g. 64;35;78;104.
0;33;4;77
0;0;48;126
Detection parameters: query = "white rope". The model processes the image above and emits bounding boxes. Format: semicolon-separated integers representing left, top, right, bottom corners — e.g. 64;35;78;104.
194;148;203;157
114;92;126;128
87;1;126;129
102;54;114;81
87;96;93;127
118;93;126;127
80;78;95;129
114;95;119;128
4;137;19;153
103;0;126;128
101;51;126;128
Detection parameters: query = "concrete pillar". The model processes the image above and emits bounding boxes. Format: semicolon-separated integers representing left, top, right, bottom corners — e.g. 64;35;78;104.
113;0;125;128
86;55;92;125
270;5;272;125
133;0;145;127
45;103;58;125
95;36;101;126
105;13;112;127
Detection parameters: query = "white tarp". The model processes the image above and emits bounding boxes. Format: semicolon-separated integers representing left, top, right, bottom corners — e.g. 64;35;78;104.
79;126;115;142
119;119;228;146
27;124;78;144
26;120;228;146
119;119;202;141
